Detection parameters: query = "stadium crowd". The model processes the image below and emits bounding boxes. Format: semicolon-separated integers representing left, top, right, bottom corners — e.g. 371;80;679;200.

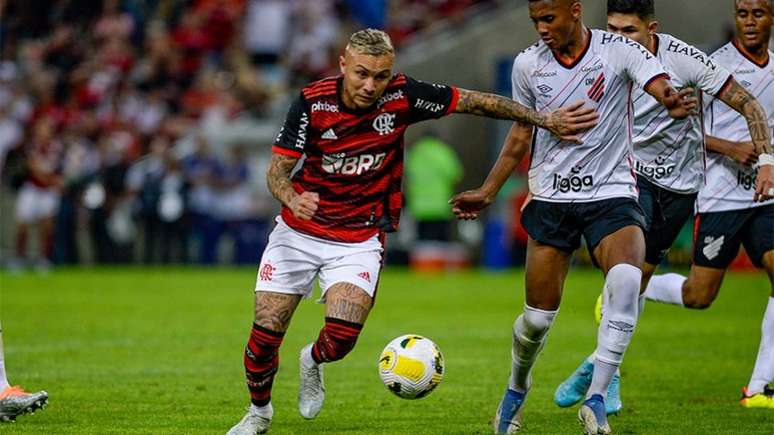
0;0;495;269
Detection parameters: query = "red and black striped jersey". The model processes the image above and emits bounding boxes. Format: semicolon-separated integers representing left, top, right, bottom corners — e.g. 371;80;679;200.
273;74;459;242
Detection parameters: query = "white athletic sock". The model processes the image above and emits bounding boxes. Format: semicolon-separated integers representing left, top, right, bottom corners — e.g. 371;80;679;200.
747;297;774;395
249;401;273;417
0;326;8;390
508;305;558;393
589;264;642;398
644;273;685;306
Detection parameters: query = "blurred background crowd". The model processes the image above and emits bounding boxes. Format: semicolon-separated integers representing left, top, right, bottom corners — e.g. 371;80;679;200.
0;0;496;270
0;0;754;273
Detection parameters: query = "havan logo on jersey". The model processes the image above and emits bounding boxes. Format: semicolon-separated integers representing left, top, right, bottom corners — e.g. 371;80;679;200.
321;152;387;175
552;173;595;192
737;169;758;191
635;160;676;180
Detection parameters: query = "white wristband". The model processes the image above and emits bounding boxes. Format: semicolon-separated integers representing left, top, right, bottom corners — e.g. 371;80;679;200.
758;153;774;167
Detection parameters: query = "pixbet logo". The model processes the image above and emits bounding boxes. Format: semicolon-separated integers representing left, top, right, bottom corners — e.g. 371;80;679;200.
377;90;404;107
311;101;339;113
322;152;387;175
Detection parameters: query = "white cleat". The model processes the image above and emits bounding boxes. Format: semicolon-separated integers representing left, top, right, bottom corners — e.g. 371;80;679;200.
298;343;325;419
226;403;273;435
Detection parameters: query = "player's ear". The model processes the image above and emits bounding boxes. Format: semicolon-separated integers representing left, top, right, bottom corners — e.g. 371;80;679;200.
570;1;582;20
648;20;659;35
339;55;346;75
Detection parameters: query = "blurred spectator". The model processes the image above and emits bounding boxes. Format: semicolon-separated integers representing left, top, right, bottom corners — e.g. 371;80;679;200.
406;133;463;242
242;0;291;65
11;117;64;271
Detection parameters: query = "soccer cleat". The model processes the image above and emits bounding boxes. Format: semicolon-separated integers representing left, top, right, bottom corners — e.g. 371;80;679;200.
740;386;774;409
555;359;622;415
226;403;273;435
555;359;593;408
298;343;325;419
578;394;611;435
594;293;603;325
0;386;48;422
493;389;526;434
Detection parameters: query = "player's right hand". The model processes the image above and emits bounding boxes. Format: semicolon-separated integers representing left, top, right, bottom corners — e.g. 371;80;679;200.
289;191;319;220
728;141;758;166
449;189;493;220
545;101;599;144
666;87;699;119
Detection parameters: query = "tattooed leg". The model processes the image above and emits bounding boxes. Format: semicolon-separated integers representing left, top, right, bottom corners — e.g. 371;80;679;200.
254;291;303;332
324;282;374;324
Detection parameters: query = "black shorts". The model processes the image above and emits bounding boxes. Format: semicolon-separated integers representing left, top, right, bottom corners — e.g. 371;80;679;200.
521;197;646;257
637;178;697;266
693;204;774;269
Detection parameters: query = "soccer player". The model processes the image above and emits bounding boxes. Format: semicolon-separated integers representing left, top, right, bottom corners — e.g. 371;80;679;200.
638;0;774;409
0;322;48;422
450;0;700;432
555;0;774;415
226;28;600;435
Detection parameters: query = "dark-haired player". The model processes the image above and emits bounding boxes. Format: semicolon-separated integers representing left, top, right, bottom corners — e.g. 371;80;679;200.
556;0;774;416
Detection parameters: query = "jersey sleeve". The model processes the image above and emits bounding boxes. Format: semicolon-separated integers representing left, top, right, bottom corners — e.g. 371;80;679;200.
670;42;733;96
405;76;459;123
272;93;309;158
511;55;536;108
608;38;669;89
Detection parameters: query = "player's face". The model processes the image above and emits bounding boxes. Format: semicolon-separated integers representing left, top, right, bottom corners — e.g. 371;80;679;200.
339;49;394;110
607;13;658;50
528;0;582;50
735;0;773;51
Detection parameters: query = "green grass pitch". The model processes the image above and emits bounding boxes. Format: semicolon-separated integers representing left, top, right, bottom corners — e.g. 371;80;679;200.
1;267;773;434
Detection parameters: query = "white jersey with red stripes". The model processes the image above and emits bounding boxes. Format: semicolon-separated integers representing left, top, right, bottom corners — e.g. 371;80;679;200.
632;33;732;194
698;41;774;213
512;29;668;203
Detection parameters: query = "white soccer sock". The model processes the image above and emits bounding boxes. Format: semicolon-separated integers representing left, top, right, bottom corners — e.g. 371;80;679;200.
508;305;558;393
747;297;774;394
249;401;273;417
589;264;642;398
643;273;685;306
0;325;8;390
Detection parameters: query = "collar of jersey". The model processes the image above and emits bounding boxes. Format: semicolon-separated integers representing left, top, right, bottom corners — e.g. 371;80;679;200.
732;38;770;68
551;28;593;70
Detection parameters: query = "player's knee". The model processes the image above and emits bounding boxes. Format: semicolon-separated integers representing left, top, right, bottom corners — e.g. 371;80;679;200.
311;317;363;363
514;305;557;343
682;281;719;310
606;264;642;311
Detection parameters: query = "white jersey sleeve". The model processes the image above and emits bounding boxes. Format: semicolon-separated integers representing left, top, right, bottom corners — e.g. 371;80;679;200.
602;33;668;90
512;45;538;109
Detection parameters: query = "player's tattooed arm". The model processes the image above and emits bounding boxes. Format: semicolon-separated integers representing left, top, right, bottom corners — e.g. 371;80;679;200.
454;88;598;144
718;79;773;155
267;153;319;220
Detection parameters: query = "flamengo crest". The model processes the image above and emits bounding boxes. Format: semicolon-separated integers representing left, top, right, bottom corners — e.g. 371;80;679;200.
373;113;396;135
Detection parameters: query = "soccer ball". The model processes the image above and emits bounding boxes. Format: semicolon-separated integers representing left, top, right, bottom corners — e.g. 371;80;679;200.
378;334;444;399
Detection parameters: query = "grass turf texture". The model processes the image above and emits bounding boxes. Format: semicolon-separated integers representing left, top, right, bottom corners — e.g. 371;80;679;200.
1;267;772;434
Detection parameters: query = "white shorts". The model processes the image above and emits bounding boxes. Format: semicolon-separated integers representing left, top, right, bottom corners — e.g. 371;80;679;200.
255;217;384;299
15;183;60;223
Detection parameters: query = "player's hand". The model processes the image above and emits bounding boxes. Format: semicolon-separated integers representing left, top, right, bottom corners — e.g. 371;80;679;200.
754;164;774;202
727;141;758;166
666;87;699;119
544;101;599;144
289;191;319;220
449;188;494;220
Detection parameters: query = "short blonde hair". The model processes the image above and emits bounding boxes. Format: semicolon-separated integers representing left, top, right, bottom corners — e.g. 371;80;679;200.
347;29;395;56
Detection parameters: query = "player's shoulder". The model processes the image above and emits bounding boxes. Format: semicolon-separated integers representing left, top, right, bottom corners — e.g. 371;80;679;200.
657;33;718;69
301;76;340;100
708;42;736;61
512;40;547;72
595;29;653;58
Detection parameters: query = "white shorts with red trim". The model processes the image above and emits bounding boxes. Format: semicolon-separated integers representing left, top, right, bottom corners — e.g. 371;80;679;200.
255;217;383;299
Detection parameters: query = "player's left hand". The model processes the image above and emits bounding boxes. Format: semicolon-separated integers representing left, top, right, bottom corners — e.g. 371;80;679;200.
449;188;493;220
544;101;599;144
754;163;774;202
666;87;699;119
